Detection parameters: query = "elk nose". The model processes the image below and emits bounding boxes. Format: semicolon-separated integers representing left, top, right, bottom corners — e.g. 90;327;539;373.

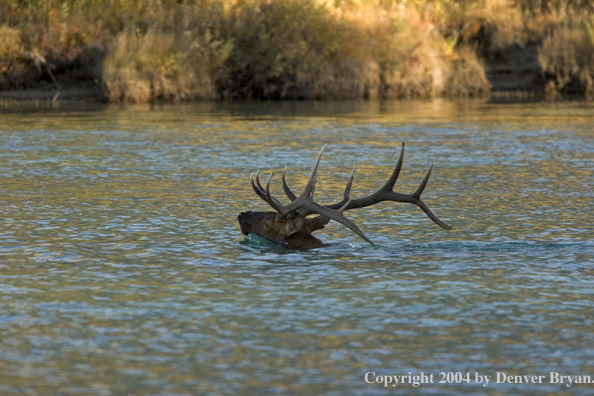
237;212;249;234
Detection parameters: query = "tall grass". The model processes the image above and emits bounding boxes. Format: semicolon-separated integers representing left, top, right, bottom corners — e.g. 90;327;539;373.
104;27;232;103
214;0;493;99
1;0;594;101
539;9;594;95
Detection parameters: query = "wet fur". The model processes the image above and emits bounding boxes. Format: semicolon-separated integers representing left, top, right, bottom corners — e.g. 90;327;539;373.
237;211;330;248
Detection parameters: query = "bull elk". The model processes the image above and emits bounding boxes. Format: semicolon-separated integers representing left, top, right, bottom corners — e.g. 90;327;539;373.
237;143;452;248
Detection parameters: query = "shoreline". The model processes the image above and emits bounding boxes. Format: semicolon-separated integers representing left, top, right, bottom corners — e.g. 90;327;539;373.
0;88;564;110
0;44;562;105
0;80;107;103
0;86;556;107
0;88;559;106
0;41;577;107
2;1;594;105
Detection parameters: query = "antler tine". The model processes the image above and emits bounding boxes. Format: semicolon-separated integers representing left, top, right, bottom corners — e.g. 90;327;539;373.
250;172;267;201
413;164;432;199
303;144;327;199
275;144;328;216
281;167;297;201
250;171;288;213
254;171;267;195
264;173;287;214
278;146;326;205
415;199;452;230
407;163;452;229
344;166;356;200
380;142;405;193
329;165;356;210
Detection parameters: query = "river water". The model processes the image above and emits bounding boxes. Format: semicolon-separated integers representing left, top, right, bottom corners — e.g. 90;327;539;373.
0;100;592;395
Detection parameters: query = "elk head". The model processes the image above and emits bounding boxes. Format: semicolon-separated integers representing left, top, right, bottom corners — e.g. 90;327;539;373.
238;143;452;248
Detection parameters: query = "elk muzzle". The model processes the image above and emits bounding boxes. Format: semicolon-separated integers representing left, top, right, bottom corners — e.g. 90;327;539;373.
237;211;305;244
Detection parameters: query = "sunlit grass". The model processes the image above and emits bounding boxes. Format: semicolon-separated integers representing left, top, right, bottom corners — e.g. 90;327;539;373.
1;0;594;101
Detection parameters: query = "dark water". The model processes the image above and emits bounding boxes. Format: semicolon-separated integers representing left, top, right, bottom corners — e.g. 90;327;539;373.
0;100;593;395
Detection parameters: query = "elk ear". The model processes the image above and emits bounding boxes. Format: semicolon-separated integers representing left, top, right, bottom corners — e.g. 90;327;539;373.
284;216;305;236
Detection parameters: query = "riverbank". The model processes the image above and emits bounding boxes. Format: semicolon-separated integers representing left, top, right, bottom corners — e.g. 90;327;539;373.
1;0;593;103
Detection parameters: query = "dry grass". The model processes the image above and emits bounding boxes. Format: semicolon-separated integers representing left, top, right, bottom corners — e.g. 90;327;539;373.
444;45;491;97
215;0;491;99
1;0;594;101
538;10;594;95
0;25;28;89
104;27;232;103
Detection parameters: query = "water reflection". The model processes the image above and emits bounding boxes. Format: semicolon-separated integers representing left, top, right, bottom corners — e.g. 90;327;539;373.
0;100;593;395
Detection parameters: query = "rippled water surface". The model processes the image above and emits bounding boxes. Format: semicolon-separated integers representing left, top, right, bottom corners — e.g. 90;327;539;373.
1;100;593;395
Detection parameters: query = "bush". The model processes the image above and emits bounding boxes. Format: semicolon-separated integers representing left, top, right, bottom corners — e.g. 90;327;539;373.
214;0;365;99
539;10;594;95
104;27;232;103
1;0;594;101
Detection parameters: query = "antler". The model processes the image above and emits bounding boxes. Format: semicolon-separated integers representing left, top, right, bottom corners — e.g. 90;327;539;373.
251;145;374;244
250;143;452;245
280;143;452;230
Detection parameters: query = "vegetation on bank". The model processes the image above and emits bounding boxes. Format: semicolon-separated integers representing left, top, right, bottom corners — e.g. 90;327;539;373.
1;0;594;103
